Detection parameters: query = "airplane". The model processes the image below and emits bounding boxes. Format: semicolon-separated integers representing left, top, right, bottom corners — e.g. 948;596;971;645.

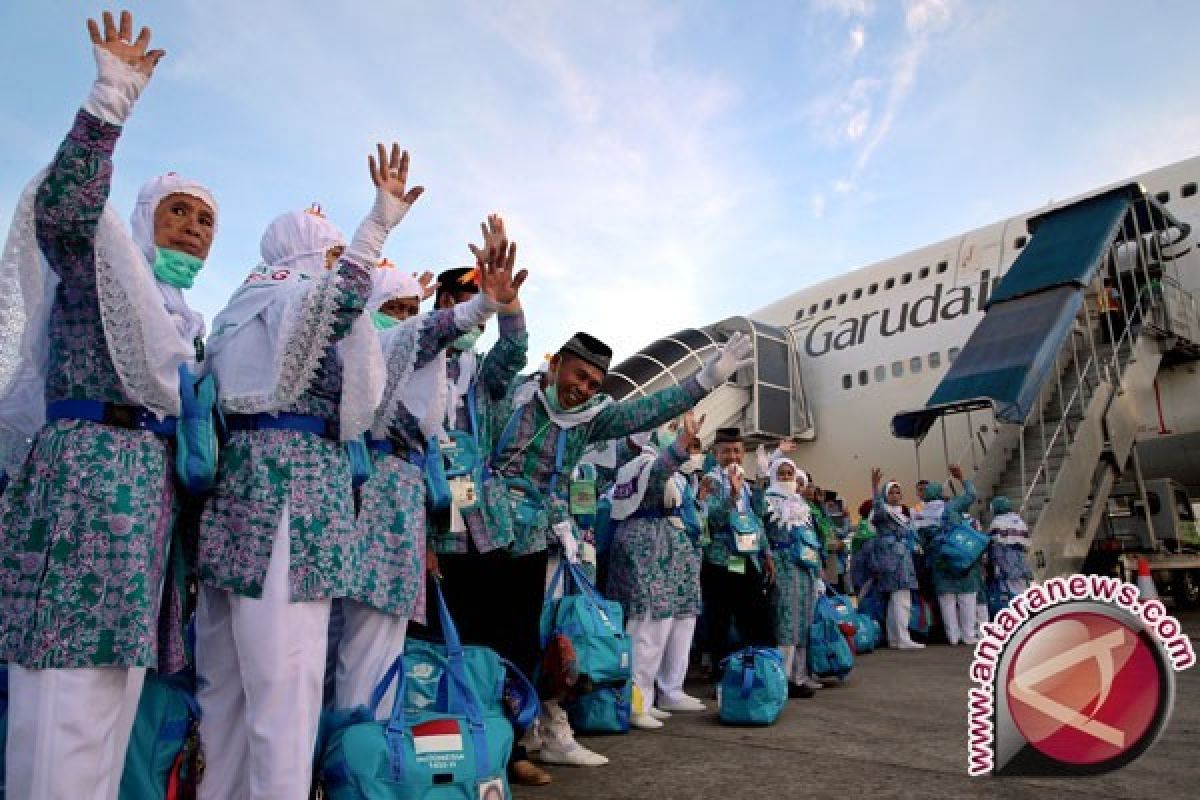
602;156;1200;585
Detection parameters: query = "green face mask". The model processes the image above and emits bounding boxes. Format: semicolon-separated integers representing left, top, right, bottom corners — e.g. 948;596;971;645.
153;247;205;289
372;311;399;330
452;327;483;352
654;427;679;450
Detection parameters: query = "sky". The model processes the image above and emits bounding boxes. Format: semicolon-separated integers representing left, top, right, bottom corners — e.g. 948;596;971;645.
4;0;1200;362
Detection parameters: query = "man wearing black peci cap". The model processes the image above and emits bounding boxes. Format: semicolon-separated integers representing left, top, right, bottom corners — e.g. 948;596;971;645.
466;327;753;770
700;427;777;677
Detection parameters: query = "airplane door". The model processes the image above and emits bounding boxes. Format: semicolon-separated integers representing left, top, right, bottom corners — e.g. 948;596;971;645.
953;219;1007;296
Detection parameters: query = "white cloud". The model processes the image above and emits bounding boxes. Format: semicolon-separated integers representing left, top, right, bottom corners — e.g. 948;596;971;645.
832;179;856;194
849;23;866;56
816;0;875;18
810;193;827;218
905;0;954;34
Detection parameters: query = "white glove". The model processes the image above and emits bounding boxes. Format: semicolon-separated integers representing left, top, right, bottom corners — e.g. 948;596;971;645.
552;520;580;564
83;47;149;126
697;331;754;390
347;190;416;266
452;291;501;332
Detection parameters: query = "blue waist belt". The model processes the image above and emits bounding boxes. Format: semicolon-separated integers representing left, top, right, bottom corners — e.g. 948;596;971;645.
626;508;682;521
364;434;426;467
225;412;336;441
46;399;176;437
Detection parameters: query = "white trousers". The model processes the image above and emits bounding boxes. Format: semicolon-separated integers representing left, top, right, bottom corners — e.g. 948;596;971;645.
196;504;332;800
886;590;917;647
335;600;408;717
6;664;146;800
626;614;697;710
777;645;810;684
938;592;978;644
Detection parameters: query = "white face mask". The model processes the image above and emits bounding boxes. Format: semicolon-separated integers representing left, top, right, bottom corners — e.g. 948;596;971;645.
776;479;798;495
680;453;705;474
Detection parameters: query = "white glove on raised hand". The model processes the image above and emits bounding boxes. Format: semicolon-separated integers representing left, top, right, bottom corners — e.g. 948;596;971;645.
697;331;754;390
84;47;149;126
347;144;424;265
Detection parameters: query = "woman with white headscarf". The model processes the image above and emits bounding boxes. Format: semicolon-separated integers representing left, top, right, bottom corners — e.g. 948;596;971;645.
764;458;823;697
335;228;528;715
194;144;420;800
606;411;708;730
867;467;923;650
0;12;219;798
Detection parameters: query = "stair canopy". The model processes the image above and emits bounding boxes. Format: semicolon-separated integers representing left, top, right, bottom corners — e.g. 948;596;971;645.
892;184;1178;440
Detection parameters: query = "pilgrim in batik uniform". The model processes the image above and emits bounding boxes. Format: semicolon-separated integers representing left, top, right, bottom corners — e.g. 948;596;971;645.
0;12;217;798
606;412;707;730
924;468;982;645
867;474;924;649
986;496;1033;611
763;459;823;696
487;331;752;768
701;427;777;675
195;144;420;800
336;236;525;715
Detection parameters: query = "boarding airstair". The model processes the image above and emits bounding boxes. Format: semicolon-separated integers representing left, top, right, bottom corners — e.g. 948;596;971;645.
892;184;1200;579
602;316;814;442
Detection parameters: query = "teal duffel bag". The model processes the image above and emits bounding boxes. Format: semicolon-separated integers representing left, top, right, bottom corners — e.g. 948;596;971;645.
119;669;202;800
808;596;855;680
540;559;631;686
717;647;787;726
318;582;515;799
566;681;631;734
938;522;989;574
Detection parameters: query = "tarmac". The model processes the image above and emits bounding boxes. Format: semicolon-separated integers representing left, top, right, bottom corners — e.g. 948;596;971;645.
515;609;1200;800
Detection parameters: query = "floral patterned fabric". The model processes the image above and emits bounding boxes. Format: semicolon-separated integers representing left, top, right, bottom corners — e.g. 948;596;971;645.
198;254;370;599
765;502;820;647
0;111;185;670
867;494;919;593
606;441;701;620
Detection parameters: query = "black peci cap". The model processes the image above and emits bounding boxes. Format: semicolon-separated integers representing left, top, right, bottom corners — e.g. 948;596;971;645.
435;266;479;300
559;332;613;373
714;427;743;444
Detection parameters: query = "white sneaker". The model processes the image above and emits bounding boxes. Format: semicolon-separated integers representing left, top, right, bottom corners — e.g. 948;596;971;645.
631;713;664;730
520;722;543;753
647;706;672;720
538;742;609;767
656;694;707;712
801;678;823;691
895;642;926;650
963;638;979;646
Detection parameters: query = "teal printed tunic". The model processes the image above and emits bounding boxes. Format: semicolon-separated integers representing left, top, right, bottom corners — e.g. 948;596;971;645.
428;312;529;556
350;308;473;621
492;376;707;557
703;473;770;571
930;480;984;595
764;494;821;647
0;111;181;669
197;257;371;600
605;440;703;620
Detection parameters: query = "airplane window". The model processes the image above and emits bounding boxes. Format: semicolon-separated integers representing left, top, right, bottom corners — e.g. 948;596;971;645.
842;374;853;390
1183;182;1197;198
919;267;930;280
1014;235;1028;249
937;261;949;274
885;278;895;290
858;370;869;386
874;365;886;382
868;283;879;295
928;351;942;368
901;272;912;285
794;309;804;320
910;356;923;373
892;361;903;377
1156;190;1170;204
823;298;832;310
809;303;818;315
853;288;863;300
837;293;847;305
948;347;960;362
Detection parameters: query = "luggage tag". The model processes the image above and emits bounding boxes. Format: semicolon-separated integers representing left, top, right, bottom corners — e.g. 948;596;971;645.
727;555;747;574
450;475;479;511
569;478;597;516
478;777;506;800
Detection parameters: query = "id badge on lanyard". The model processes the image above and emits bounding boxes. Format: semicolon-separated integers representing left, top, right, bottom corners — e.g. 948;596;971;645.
569;478;597;517
730;510;761;554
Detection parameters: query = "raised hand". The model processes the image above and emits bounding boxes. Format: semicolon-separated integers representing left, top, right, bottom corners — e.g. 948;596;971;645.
699;331;754;389
368;143;424;209
778;438;797;455
870;467;883;490
948;463;964;481
417;271;437;300
469;214;528;306
87;10;164;77
677;411;705;452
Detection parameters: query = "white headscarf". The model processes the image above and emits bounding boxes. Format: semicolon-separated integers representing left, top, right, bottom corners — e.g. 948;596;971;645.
0;169;215;471
367;261;424;312
609;434;659;521
882;480;909;527
766;457;812;527
206;209;385;440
